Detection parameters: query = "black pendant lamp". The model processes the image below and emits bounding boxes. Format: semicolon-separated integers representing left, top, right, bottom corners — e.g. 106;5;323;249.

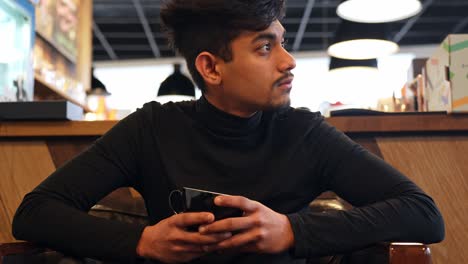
157;63;195;97
329;56;377;71
328;20;398;60
328;56;379;83
88;69;111;96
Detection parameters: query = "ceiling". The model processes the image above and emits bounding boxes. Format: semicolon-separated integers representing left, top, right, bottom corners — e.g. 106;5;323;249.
92;0;468;61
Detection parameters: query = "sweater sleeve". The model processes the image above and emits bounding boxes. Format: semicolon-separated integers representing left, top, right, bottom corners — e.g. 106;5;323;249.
287;116;445;258
12;106;154;263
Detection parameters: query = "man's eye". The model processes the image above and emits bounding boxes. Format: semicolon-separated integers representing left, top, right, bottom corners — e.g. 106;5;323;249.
260;43;271;52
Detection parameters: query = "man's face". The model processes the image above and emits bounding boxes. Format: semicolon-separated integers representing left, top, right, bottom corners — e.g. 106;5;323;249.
213;20;296;116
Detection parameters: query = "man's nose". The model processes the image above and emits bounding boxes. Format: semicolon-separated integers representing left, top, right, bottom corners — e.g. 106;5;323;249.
278;48;296;72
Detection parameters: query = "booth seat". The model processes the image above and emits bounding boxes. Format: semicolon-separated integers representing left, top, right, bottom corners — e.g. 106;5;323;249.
0;193;432;264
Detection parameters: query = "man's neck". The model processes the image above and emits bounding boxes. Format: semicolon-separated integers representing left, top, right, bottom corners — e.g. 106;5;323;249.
203;93;258;118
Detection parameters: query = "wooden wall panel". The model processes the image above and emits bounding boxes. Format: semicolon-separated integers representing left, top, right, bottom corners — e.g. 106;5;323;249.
352;137;383;158
46;138;146;216
0;141;55;242
377;136;468;264
46;137;97;168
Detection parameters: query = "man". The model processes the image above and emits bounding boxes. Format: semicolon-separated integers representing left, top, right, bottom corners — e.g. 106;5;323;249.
13;1;444;263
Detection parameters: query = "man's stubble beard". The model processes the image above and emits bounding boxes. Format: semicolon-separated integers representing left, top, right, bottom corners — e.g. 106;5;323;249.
261;95;291;112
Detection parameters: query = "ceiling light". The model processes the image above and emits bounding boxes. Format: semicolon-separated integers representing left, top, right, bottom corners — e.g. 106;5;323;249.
328;57;379;88
328;57;381;107
328;21;399;60
337;0;422;23
328;39;399;60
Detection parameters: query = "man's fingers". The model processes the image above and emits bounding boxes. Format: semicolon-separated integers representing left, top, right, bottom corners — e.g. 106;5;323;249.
171;243;205;253
172;212;214;227
214;195;258;213
200;210;268;234
181;231;232;244
199;216;254;234
203;231;261;252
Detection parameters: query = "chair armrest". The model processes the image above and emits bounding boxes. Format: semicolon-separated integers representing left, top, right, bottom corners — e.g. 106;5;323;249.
0;242;108;264
306;242;432;264
0;242;47;257
0;242;49;264
309;196;433;264
388;243;432;264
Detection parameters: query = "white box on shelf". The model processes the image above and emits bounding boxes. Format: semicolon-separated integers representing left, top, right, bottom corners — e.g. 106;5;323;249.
425;34;468;113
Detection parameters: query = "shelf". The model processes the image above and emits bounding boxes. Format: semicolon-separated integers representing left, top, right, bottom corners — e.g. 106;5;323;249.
0;120;116;137
327;113;468;133
2;113;468;137
34;74;91;112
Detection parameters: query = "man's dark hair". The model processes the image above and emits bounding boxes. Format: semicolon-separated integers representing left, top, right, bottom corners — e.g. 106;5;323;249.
160;0;286;93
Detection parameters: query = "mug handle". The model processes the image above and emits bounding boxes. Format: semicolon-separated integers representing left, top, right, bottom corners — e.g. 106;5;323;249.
168;189;184;215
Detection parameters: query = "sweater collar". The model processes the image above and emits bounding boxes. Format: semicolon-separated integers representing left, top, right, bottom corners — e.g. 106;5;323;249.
195;95;263;134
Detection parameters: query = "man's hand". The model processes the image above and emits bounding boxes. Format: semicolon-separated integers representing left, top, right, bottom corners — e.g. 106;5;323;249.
198;196;295;254
136;212;232;263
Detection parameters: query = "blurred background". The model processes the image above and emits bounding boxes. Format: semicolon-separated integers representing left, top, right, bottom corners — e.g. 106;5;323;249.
2;0;467;119
91;0;468;116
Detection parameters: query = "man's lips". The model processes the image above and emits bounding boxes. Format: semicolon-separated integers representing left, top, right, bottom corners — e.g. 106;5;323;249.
274;73;294;89
276;77;294;91
278;77;294;86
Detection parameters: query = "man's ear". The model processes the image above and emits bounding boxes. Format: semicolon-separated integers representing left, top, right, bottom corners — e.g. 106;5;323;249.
195;52;222;87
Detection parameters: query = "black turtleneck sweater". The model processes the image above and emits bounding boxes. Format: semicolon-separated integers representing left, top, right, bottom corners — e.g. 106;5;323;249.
12;97;444;263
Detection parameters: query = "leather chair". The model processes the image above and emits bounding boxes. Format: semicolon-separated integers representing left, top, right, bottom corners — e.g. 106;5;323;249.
1;192;432;264
0;241;432;264
306;194;432;264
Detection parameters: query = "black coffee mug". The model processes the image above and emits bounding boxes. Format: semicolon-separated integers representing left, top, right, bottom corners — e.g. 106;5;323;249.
169;187;243;221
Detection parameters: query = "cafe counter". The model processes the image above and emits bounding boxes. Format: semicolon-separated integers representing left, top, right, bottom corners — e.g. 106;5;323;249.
1;113;468;137
1;113;467;263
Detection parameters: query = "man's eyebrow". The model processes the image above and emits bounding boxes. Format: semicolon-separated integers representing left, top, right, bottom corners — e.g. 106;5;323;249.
251;31;286;44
